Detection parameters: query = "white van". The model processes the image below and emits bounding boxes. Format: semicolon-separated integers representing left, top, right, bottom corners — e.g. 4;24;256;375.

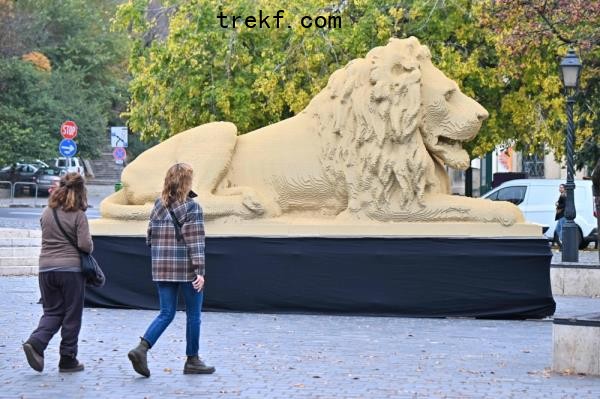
51;157;84;175
482;179;597;248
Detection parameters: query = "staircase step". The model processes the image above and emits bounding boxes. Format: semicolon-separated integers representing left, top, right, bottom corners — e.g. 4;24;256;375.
0;228;41;239
0;238;42;247
0;247;40;257
0;256;39;267
0;265;38;276
87;143;125;184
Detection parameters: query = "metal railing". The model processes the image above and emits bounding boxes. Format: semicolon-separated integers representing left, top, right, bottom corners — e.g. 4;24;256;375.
0;181;13;202
12;181;39;207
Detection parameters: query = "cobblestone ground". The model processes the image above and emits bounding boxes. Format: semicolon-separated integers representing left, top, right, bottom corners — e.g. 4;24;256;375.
1;277;600;398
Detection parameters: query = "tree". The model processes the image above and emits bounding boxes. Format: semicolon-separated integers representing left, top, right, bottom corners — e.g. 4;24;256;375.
116;0;598;170
116;0;500;150
0;0;130;165
486;0;600;170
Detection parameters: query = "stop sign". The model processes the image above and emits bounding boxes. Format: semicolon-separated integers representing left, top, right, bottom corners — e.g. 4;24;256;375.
60;121;78;139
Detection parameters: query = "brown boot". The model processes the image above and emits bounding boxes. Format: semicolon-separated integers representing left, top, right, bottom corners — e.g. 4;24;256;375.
183;355;215;374
128;338;151;377
23;341;44;372
58;355;84;373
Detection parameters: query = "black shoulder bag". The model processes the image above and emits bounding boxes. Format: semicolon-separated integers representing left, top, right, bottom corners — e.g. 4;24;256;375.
52;208;105;288
167;207;184;242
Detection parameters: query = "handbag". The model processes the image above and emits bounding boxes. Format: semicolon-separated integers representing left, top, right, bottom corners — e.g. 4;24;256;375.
52;208;105;287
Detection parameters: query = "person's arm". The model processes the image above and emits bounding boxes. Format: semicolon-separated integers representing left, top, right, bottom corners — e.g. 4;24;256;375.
76;211;94;254
181;201;205;276
146;202;157;247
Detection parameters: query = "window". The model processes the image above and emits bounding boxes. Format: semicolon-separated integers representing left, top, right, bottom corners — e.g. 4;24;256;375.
57;159;67;167
522;151;545;177
41;168;58;175
496;186;527;205
486;190;499;200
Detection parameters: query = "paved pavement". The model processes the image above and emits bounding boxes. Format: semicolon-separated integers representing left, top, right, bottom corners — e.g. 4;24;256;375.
552;249;600;266
1;277;600;399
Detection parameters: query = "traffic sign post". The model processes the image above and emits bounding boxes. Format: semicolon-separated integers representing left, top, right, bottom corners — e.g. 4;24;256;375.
110;126;128;148
59;139;78;158
58;121;79;174
60;121;78;140
113;147;126;165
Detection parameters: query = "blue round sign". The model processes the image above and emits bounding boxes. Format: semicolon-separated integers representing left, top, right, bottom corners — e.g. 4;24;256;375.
59;139;77;157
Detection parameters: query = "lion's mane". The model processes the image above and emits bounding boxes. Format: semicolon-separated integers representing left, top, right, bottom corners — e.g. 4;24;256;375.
308;37;438;215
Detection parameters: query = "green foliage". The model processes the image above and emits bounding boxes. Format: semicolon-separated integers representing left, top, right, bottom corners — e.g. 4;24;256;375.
116;0;598;168
0;0;129;165
115;0;514;157
489;0;600;168
0;59;108;165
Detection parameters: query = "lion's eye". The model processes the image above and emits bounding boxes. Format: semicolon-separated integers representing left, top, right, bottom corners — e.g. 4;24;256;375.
444;89;455;102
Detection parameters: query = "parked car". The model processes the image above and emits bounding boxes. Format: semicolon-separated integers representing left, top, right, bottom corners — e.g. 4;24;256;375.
482;178;596;248
0;163;38;182
47;157;84;175
33;166;67;194
0;163;39;195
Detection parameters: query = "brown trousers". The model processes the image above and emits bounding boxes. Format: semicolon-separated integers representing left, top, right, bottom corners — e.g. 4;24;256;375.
28;271;85;357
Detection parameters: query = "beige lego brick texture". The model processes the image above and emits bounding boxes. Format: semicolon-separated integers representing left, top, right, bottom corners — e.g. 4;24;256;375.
97;37;531;238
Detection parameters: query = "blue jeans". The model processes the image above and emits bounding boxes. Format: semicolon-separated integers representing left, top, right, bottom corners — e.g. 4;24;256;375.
555;217;566;242
143;282;204;356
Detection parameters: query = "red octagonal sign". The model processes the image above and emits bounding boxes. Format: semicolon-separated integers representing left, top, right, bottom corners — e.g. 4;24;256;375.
60;120;78;139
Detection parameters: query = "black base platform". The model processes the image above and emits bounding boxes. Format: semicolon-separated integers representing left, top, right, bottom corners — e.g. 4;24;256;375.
86;236;556;319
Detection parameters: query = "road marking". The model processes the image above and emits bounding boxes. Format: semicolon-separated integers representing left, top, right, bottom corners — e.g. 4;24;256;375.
9;211;42;215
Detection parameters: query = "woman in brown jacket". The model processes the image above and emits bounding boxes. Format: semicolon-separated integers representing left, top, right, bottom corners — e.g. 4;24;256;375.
23;173;92;373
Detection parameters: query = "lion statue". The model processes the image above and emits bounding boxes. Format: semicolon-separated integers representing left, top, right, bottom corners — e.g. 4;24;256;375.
100;36;523;226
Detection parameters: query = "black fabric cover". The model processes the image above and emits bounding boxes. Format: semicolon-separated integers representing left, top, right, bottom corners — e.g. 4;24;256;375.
86;236;556;319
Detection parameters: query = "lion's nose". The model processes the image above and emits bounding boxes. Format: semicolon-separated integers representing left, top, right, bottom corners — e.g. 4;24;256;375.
477;108;489;122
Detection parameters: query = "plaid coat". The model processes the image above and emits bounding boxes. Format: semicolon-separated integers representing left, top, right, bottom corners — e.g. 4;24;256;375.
146;198;205;281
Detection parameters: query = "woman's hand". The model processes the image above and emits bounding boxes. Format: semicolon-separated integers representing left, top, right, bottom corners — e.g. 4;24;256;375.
192;275;205;292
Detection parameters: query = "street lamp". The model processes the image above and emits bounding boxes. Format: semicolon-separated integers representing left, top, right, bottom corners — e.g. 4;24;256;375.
559;49;582;262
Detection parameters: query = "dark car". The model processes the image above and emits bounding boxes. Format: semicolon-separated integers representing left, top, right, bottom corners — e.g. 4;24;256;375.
33;167;67;194
0;163;39;195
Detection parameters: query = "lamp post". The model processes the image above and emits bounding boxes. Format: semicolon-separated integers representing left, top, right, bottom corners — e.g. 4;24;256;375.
559;49;582;262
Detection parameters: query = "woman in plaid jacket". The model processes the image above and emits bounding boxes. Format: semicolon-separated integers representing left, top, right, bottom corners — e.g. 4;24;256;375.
128;163;215;377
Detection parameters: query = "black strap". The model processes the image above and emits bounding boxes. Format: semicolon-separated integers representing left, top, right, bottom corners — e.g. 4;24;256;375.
51;207;82;254
167;206;184;242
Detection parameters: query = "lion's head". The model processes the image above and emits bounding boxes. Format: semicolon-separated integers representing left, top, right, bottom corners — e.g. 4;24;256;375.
308;37;488;211
418;52;489;170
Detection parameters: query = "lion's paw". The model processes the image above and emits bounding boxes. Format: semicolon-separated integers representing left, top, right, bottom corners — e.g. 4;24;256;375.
242;194;265;215
492;201;524;226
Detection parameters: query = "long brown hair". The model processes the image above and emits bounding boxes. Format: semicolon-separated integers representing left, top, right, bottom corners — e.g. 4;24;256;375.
48;172;88;211
161;163;193;207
